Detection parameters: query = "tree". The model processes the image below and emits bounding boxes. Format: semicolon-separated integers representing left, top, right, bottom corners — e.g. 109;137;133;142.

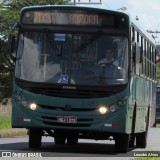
0;0;69;103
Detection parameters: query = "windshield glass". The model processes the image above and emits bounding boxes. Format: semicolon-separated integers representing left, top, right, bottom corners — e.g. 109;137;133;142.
15;31;128;86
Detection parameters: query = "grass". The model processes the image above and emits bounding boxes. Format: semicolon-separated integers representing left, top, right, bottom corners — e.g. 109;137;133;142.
135;158;160;160
156;124;160;128
0;115;27;136
0;115;11;129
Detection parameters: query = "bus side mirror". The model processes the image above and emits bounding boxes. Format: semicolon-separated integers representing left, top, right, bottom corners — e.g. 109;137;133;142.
11;22;19;30
7;35;16;54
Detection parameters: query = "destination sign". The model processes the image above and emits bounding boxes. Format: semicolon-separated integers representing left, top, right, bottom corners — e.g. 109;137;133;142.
33;11;99;25
21;10;117;27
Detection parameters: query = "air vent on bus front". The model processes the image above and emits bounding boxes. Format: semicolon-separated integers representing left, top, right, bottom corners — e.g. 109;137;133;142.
27;88;113;98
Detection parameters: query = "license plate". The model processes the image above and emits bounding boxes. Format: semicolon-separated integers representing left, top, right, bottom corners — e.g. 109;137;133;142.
57;116;77;123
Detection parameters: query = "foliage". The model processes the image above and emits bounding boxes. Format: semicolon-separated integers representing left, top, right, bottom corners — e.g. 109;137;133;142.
0;38;13;103
0;8;19;38
9;0;69;8
0;0;69;103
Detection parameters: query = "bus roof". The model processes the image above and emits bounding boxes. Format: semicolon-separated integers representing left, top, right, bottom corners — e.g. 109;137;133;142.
20;4;127;15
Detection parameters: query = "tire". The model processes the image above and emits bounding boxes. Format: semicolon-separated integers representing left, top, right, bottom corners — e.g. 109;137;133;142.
129;134;135;148
115;134;129;153
28;129;42;149
54;130;66;144
54;136;66;144
67;137;78;145
136;131;147;148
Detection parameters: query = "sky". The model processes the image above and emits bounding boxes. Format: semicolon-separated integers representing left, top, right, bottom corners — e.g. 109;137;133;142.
72;0;160;44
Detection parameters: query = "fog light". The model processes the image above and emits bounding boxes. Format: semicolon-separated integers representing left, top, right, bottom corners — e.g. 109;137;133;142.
117;100;123;107
110;105;116;112
15;94;22;101
29;103;37;111
22;100;28;107
99;106;109;115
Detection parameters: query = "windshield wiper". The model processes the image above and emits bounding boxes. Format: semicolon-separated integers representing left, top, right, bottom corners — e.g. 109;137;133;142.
43;28;61;56
74;31;103;52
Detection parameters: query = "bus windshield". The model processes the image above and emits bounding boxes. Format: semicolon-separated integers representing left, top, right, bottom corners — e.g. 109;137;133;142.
15;31;128;86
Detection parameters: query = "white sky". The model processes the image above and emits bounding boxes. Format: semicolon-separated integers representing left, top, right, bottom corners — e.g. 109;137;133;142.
104;0;160;42
72;0;160;44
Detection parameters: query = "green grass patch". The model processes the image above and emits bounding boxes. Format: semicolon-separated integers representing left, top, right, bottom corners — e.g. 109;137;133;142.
135;158;160;160
0;115;11;129
156;124;160;128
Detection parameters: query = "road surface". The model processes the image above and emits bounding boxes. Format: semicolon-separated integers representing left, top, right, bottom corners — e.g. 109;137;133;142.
0;127;160;159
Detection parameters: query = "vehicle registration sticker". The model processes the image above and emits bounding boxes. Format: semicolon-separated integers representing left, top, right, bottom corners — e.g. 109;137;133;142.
57;116;77;123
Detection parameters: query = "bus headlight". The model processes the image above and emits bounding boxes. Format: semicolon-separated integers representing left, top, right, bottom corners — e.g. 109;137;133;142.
29;103;38;111
99;106;109;115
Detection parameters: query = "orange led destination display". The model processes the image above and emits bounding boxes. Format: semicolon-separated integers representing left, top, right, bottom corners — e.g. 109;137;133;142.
22;10;118;27
34;12;52;24
68;14;99;25
33;11;99;25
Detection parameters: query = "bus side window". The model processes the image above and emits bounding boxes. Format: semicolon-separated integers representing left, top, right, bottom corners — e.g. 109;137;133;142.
132;42;136;64
135;43;141;75
132;41;141;75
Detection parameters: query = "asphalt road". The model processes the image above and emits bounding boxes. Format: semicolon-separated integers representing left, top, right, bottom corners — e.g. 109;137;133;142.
0;127;160;159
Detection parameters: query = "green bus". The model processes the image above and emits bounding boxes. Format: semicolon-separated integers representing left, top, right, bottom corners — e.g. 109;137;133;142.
9;4;156;153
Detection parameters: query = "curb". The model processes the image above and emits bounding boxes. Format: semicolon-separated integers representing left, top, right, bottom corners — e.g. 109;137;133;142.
0;129;27;138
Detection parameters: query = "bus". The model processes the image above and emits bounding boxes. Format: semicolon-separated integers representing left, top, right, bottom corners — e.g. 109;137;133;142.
9;4;156;153
155;85;160;125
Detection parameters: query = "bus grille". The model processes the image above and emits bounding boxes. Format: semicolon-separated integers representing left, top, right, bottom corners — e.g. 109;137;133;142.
39;105;96;112
27;88;112;98
15;78;127;98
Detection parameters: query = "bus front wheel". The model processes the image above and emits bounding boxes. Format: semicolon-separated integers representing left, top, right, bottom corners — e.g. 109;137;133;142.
136;131;147;148
115;134;129;153
54;130;66;144
54;136;66;144
67;137;78;145
28;129;42;149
